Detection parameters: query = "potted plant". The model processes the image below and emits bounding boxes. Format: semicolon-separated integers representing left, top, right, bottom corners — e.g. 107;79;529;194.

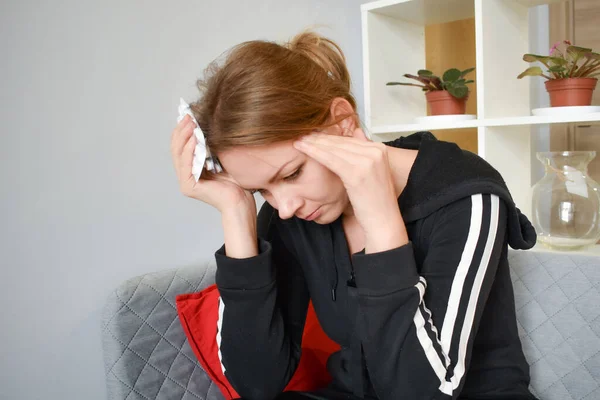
387;68;475;116
518;40;600;107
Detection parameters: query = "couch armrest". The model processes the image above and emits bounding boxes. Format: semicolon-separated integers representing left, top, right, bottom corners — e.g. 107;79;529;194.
101;260;224;400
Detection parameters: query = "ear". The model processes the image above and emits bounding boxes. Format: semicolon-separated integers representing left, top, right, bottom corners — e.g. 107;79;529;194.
329;97;368;140
329;97;357;137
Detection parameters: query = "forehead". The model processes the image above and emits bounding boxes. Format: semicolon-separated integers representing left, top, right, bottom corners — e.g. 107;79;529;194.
218;140;301;187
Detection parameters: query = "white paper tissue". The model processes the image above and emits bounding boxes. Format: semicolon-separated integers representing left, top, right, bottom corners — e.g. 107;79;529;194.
177;98;222;181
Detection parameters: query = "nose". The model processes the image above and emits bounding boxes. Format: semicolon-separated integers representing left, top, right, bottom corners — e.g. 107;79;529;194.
273;188;303;220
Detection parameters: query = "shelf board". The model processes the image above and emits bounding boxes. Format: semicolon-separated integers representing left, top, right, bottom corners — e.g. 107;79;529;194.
483;113;600;127
513;0;567;7
370;113;600;134
371;118;480;134
361;0;474;25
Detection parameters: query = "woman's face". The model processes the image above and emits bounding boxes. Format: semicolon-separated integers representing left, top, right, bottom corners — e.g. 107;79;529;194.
219;136;349;224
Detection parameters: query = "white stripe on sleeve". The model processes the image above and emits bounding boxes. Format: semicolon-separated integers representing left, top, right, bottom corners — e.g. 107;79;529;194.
412;194;501;396
216;296;226;374
440;194;483;353
450;194;499;388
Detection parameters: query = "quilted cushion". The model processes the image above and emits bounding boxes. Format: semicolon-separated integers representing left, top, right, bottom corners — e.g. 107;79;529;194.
101;261;223;400
509;250;600;400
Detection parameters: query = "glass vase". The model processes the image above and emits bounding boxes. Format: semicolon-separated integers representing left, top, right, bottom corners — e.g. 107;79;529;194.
532;151;600;251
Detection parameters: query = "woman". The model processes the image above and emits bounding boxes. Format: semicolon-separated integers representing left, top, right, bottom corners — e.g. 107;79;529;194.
170;31;537;400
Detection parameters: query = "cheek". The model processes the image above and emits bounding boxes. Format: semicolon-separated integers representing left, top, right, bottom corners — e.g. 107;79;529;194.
305;161;345;196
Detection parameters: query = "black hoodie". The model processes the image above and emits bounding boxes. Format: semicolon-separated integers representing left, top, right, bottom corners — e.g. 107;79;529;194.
214;132;538;400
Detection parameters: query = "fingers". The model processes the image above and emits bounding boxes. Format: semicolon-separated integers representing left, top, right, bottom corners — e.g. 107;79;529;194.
170;115;194;159
170;115;195;174
293;139;349;176
293;134;387;186
178;133;196;183
302;133;378;153
171;114;192;144
294;134;383;166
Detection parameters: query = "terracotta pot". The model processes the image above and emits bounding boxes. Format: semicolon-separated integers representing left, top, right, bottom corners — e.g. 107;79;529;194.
426;90;467;115
545;78;597;107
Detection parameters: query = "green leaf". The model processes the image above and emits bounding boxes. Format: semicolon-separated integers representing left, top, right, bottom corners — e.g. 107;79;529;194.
418;69;433;76
403;73;433;86
523;54;551;63
584;52;600;61
460;67;475;77
447;86;469;99
548;65;566;72
443;68;462;82
548;56;568;66
567;45;593;58
464;80;474;84
517;66;544;79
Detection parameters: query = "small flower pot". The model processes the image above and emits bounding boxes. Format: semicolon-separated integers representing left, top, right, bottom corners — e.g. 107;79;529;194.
426;90;467;116
545;78;597;107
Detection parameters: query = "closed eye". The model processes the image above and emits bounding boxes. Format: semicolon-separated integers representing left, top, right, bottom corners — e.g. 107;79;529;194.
283;165;303;182
248;165;304;195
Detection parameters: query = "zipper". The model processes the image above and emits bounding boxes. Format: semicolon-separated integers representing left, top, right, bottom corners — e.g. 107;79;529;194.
347;268;356;288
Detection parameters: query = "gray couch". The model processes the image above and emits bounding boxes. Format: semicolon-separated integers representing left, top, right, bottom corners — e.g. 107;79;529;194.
101;250;600;400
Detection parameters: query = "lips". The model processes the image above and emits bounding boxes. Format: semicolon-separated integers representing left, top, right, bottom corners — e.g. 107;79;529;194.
304;207;321;221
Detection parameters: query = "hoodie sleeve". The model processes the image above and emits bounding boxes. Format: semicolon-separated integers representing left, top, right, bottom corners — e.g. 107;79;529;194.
351;193;507;400
214;205;310;400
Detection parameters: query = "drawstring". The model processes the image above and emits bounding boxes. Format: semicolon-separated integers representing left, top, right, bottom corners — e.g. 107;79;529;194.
329;224;339;302
331;269;338;301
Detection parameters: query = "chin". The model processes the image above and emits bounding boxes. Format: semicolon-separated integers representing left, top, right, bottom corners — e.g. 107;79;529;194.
313;206;343;225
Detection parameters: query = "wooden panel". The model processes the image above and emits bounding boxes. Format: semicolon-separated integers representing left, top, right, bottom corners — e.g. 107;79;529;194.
425;18;478;153
573;0;600;180
549;0;600;181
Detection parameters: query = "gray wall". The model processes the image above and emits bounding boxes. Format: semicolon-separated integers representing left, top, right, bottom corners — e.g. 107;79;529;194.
0;1;367;399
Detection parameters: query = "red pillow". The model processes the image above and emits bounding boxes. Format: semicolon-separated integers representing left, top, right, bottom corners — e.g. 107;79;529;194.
176;285;340;399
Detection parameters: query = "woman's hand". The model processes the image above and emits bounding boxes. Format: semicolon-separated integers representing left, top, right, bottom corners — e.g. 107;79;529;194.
171;115;258;258
170;115;256;216
294;133;408;253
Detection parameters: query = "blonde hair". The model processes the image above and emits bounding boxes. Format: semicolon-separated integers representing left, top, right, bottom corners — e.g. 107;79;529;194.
190;31;358;154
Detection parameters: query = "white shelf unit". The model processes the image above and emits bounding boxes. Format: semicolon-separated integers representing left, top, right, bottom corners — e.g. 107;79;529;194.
361;0;600;222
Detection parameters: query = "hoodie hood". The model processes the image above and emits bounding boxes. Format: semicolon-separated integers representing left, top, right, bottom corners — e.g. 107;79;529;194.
386;131;536;250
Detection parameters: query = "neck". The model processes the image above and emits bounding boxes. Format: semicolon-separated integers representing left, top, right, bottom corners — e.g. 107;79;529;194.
387;146;419;198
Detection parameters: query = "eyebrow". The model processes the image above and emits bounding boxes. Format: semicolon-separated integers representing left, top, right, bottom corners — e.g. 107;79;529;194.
268;159;296;184
246;158;298;192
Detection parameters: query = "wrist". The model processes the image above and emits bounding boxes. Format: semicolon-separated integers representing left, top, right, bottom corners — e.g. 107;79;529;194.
221;208;258;259
363;211;408;254
221;202;256;223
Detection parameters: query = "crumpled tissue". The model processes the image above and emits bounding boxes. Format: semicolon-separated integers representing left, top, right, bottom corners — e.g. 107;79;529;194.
177;98;222;180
